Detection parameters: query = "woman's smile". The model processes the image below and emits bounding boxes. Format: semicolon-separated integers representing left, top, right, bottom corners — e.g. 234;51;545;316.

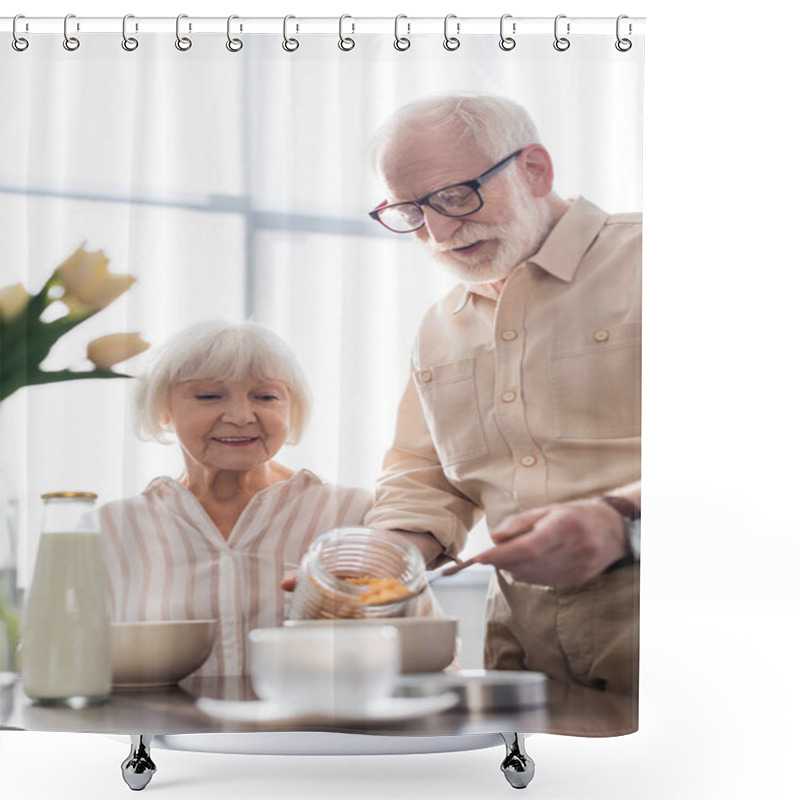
212;436;261;446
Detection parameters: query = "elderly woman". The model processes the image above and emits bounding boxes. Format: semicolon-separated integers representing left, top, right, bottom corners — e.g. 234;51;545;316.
100;321;373;677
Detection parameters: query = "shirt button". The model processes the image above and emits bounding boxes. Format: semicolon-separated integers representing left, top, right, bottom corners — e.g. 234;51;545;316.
501;330;518;342
501;391;517;403
593;329;610;343
419;370;433;383
519;455;537;467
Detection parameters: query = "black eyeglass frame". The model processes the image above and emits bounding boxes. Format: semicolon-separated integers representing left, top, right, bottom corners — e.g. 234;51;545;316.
368;148;525;233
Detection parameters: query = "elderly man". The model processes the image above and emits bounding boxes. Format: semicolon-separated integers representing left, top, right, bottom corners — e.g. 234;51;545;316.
363;94;641;694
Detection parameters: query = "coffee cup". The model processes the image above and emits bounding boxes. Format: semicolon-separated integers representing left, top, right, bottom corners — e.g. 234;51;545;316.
248;625;400;714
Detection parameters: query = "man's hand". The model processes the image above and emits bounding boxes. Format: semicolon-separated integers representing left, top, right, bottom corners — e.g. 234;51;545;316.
475;499;628;587
389;530;446;568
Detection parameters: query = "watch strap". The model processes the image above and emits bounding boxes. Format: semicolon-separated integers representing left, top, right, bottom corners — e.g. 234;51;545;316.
600;495;641;572
600;494;640;521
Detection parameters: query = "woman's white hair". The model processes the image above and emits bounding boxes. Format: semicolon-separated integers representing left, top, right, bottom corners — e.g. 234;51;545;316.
135;320;311;446
371;93;541;174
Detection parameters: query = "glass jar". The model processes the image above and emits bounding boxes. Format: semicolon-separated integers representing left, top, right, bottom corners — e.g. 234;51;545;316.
21;492;111;707
290;528;426;620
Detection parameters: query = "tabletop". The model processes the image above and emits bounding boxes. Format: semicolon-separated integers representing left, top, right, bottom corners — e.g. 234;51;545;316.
2;670;636;738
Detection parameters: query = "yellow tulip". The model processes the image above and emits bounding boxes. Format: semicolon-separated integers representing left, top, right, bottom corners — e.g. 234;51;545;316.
56;244;136;315
87;333;150;370
0;282;31;323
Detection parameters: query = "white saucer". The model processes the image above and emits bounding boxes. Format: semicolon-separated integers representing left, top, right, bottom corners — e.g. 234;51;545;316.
196;692;459;724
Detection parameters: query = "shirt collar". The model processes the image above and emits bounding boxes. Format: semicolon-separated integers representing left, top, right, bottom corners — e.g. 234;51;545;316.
452;196;608;314
147;468;321;497
528;196;608;282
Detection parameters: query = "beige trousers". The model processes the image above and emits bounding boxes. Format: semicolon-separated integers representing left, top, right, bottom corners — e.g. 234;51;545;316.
484;564;639;696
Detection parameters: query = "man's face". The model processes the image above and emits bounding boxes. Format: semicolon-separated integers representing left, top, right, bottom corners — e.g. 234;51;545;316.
381;128;550;283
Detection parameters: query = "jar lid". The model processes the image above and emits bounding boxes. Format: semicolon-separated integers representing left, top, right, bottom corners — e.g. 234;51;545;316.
41;491;98;500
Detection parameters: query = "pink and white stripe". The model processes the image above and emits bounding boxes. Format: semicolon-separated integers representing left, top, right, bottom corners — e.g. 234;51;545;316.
100;470;373;677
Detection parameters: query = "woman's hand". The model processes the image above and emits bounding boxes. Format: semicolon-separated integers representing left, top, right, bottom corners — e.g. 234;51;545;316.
280;572;297;592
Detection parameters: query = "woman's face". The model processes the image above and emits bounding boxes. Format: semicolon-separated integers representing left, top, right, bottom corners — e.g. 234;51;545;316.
166;377;292;474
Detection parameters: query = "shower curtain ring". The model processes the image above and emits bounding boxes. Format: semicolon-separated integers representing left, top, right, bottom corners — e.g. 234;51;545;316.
499;14;516;51
282;15;299;52
12;15;29;51
443;14;460;51
226;15;243;52
338;15;355;51
615;15;632;52
122;14;139;51
175;14;192;51
63;13;80;51
394;15;411;51
553;14;570;51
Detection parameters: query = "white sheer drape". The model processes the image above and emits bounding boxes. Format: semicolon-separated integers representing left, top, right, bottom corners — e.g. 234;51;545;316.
1;31;643;579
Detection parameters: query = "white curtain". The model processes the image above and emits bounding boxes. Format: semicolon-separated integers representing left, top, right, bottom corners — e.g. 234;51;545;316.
1;26;643;581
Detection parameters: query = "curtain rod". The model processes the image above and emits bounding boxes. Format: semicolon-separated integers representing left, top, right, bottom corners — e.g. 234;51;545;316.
1;16;646;37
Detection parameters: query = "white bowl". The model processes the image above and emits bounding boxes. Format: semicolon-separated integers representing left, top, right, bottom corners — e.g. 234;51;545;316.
285;617;457;673
111;620;216;687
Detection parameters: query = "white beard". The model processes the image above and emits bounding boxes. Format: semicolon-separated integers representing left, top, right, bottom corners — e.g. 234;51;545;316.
428;180;552;284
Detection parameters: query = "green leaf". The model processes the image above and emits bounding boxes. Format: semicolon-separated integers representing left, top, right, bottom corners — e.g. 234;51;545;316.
1;368;132;402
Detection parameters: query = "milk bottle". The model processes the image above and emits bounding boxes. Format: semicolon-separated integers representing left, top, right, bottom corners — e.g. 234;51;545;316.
22;492;111;707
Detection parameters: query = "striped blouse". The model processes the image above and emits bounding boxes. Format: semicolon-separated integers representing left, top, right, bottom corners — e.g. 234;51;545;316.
100;469;374;677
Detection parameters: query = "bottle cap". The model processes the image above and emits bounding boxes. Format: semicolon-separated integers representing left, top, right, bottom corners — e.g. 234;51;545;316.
40;491;98;500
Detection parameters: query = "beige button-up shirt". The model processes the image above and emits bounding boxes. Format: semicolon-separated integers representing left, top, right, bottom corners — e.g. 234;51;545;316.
365;196;641;555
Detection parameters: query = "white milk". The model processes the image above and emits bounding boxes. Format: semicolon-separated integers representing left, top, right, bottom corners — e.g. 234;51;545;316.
22;531;111;705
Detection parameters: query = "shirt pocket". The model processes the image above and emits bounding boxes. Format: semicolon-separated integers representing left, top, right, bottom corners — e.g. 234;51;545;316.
414;358;490;468
548;321;641;439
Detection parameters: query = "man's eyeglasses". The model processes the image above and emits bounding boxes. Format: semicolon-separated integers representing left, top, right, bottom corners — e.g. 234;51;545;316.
369;149;524;234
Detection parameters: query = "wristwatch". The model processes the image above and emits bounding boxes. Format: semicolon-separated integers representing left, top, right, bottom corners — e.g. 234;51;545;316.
600;495;641;570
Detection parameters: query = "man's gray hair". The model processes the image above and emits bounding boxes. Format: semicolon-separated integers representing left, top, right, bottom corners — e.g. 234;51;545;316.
372;93;541;174
135;320;311;445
